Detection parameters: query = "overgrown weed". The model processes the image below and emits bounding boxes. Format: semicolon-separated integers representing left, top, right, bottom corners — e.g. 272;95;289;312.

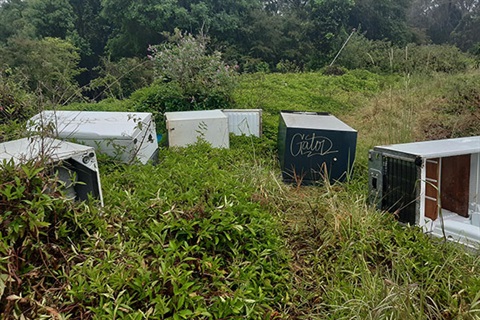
0;160;104;318
62;141;292;318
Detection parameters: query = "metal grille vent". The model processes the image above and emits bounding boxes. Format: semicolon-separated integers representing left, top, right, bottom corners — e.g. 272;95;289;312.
382;157;418;224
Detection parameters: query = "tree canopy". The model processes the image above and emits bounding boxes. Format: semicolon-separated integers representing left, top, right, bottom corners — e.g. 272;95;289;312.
0;0;479;100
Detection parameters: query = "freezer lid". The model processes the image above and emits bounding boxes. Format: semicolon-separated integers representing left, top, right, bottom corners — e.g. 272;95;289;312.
280;111;356;132
0;136;94;163
30;111;152;140
165;109;227;121
374;136;480;158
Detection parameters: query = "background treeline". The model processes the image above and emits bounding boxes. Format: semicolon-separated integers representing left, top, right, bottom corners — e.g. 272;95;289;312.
1;0;480;103
3;1;480;318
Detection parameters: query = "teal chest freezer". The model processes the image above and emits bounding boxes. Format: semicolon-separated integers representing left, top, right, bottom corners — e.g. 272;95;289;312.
278;111;357;185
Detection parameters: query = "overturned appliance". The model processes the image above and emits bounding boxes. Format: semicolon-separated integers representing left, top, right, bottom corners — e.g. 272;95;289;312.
369;136;480;248
0;136;104;206
29;111;158;164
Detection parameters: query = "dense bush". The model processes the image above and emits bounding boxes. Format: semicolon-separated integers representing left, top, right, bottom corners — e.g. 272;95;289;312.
59;98;133;112
127;31;239;134
470;42;480;68
419;74;480;139
130;82;191;133
88;57;155;100
78;143;292;318
0;37;83;104
0;160;99;317
336;34;473;74
0;138;292;318
147;30;237;110
0;76;35;142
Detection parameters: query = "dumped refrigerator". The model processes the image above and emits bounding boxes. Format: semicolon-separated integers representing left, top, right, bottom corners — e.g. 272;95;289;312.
0;136;104;206
368;136;480;248
29;111;159;164
278;111;357;185
165;110;229;148
222;109;262;137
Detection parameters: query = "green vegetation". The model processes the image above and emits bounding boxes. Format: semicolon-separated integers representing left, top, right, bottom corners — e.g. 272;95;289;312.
148;30;238;108
0;76;35;142
67;145;290;318
282;183;480;319
0;37;83;104
2;69;480;318
336;35;474;74
2;0;480;318
1;0;480;103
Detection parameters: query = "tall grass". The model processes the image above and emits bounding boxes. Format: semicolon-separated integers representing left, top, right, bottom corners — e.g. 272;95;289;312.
234;69;480;319
275;180;480;319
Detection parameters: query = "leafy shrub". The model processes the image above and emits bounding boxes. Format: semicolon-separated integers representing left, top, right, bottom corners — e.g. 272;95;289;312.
63;142;291;318
0;160;100;317
0;76;35;142
0;85;29;125
88;56;154;100
131;82;190;133
470;42;480;67
59;98;133;112
242;58;271;73
335;69;381;92
444;75;480;113
147;30;238;114
419;74;480;139
322;65;347;76
404;44;472;74
276;59;301;73
0;37;83;104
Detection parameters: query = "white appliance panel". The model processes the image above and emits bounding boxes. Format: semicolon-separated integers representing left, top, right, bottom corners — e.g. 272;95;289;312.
29;111;158;164
0;136;104;206
165;110;229;148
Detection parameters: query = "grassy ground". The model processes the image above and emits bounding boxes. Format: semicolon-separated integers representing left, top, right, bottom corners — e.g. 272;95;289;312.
2;69;480;319
234;69;480;319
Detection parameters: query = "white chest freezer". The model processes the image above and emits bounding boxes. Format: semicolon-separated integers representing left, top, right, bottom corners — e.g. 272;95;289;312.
165;110;229;148
222;109;262;137
0;136;104;206
28;111;158;164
